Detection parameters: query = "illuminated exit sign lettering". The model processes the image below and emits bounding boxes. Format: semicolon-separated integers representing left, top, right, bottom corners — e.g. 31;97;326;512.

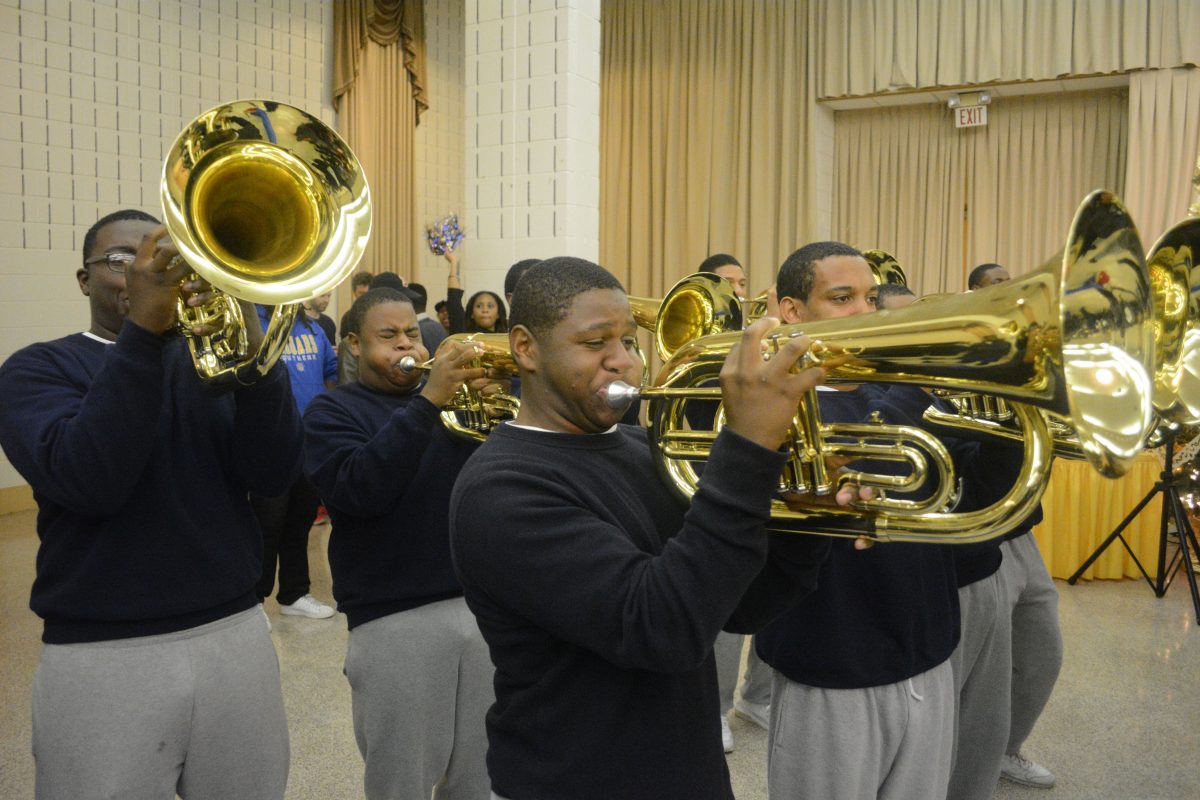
955;105;988;128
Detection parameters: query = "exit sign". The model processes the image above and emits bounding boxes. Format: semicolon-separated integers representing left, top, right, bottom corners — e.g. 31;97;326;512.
955;105;988;128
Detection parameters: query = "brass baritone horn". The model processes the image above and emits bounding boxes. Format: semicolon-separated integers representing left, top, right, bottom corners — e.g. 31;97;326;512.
162;100;372;385
398;333;519;443
928;215;1200;451
607;190;1155;543
628;273;743;361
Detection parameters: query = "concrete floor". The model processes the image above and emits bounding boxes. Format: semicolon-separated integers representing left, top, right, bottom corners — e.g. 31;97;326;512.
1;509;1198;799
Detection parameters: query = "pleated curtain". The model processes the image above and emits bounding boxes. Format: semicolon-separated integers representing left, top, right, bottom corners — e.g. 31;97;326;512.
599;0;819;303
832;90;1128;294
1123;66;1200;244
333;0;427;287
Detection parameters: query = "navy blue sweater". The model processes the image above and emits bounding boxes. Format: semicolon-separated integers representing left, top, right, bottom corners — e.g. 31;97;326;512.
0;324;303;643
450;423;830;800
756;384;1023;688
303;381;478;629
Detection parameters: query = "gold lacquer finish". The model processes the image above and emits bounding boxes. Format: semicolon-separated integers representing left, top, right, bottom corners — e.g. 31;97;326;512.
628;273;743;361
162;100;372;384
612;190;1155;543
399;333;519;443
1145;218;1200;424
862;249;909;287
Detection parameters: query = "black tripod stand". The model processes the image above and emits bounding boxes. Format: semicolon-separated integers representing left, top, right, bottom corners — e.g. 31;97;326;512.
1067;430;1200;623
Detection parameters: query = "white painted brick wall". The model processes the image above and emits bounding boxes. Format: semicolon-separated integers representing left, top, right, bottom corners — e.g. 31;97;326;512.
463;0;601;302
0;0;335;490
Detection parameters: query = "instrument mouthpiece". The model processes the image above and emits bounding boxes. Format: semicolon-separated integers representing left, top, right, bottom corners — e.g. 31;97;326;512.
604;381;641;409
398;356;419;374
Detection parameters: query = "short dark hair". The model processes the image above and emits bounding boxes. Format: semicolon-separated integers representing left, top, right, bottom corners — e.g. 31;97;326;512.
369;272;406;292
777;241;863;303
875;283;915;306
510;257;624;338
698;253;741;274
504;259;542;297
82;209;160;268
434;300;447;313
968;263;1005;289
351;270;374;290
407;282;429;312
465;290;509;333
345;287;413;337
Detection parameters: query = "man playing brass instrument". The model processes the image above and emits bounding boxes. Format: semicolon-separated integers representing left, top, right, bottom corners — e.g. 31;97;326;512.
757;241;1027;800
448;257;867;799
0;211;300;799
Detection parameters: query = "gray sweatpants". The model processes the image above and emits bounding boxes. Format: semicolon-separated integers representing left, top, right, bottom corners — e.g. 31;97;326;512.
768;660;955;800
344;597;493;800
1000;533;1062;754
32;606;288;800
714;632;773;714
947;572;1012;800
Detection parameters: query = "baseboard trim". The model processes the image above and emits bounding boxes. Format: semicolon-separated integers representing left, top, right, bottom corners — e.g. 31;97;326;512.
0;483;35;515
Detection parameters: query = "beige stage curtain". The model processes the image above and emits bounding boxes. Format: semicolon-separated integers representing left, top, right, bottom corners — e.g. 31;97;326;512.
1122;67;1200;244
600;0;818;301
816;0;1200;99
833;90;1127;294
333;0;427;283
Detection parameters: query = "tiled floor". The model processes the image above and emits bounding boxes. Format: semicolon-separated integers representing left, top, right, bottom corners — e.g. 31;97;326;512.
1;509;1198;799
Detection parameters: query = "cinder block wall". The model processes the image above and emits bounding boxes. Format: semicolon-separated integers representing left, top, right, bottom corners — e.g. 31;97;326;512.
0;0;336;493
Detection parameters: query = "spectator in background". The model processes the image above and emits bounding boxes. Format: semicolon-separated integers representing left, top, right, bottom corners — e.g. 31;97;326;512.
252;302;338;621
339;271;376;338
407;282;448;355
504;258;541;306
304;292;337;345
968;263;1010;289
874;283;917;311
464;291;508;334
699;253;748;299
435;300;451;332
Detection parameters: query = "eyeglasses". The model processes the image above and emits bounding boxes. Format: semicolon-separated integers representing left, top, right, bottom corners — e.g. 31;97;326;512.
84;252;137;273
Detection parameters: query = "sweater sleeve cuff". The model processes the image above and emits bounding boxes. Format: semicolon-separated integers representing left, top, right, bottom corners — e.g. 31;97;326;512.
699;428;790;512
407;394;444;424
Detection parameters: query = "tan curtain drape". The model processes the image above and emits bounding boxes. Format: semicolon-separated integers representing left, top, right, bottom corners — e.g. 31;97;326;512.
600;0;818;301
816;0;1200;99
333;0;426;283
833;90;1127;294
1123;67;1200;244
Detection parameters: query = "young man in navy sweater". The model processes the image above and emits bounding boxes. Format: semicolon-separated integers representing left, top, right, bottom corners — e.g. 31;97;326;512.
0;210;302;799
303;288;494;800
757;241;1024;800
449;258;851;800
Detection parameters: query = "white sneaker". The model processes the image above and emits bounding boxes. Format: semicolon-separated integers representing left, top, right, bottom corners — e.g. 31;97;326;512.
733;696;770;731
279;594;335;619
1000;752;1055;788
720;715;734;753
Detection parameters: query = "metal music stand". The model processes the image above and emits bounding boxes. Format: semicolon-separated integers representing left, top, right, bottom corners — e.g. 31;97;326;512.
1066;428;1200;623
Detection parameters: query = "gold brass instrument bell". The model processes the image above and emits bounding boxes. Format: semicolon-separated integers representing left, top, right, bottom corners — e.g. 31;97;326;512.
398;333;520;443
606;190;1156;543
161;100;371;385
628;273;744;361
928;215;1200;453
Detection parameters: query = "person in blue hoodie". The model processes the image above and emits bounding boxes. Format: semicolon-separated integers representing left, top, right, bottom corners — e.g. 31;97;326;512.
251;301;338;619
303;287;496;800
0;210;302;799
